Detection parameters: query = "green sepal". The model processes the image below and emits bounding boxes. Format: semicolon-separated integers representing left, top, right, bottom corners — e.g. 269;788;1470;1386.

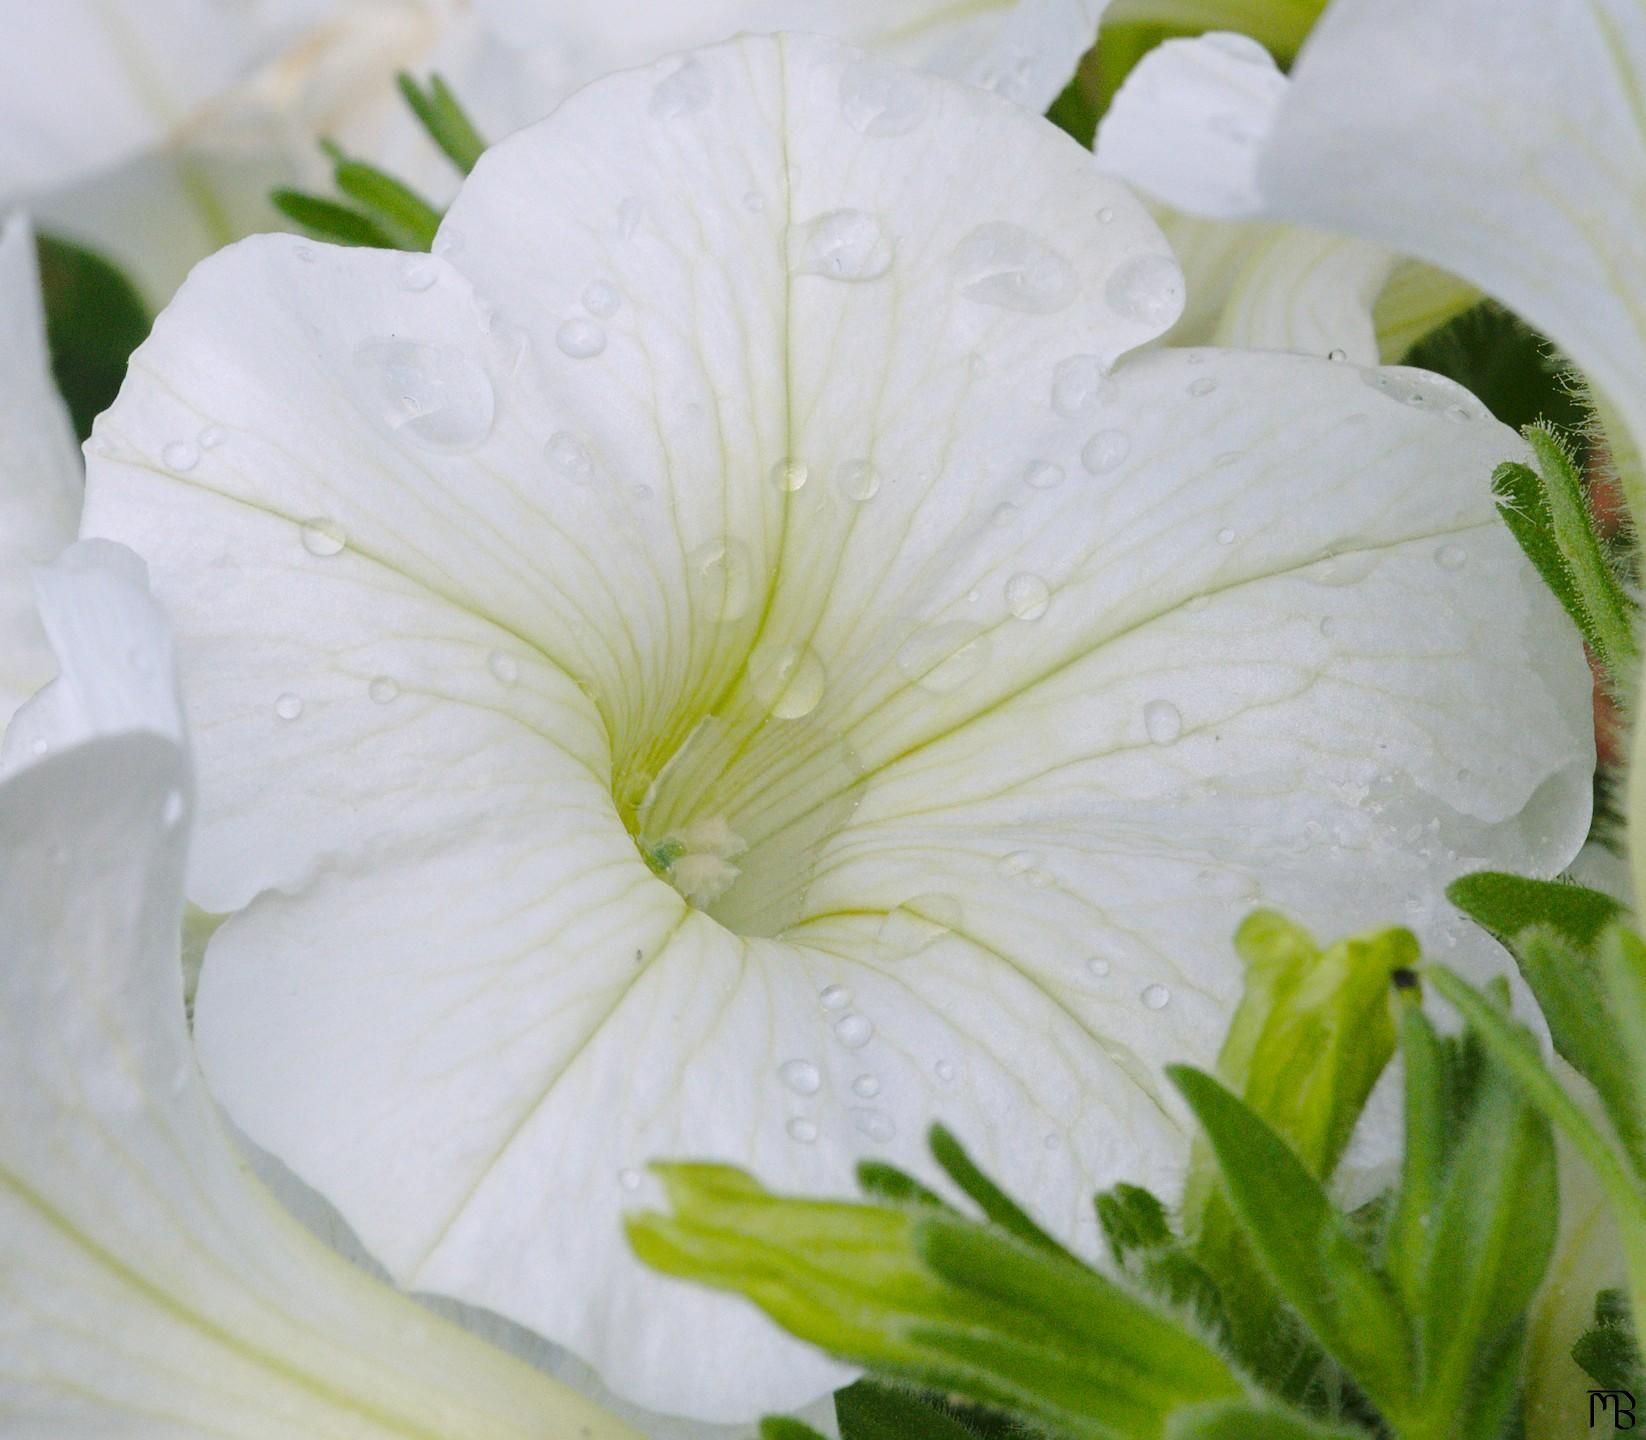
328;155;442;250
397;72;488;175
760;1419;831;1440
270;190;398;248
834;1382;986;1440
1447;871;1624;951
1164;1400;1366;1440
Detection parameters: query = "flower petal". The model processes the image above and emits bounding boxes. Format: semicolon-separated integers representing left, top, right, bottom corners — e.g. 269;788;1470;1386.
0;212;80;726
0;545;638;1439
83;34;1592;1423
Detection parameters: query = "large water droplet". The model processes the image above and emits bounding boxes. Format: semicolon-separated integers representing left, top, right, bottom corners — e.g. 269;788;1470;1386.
897;622;991;694
751;644;826;720
274;693;304;721
1143;699;1183;745
798;210;894;282
1105;253;1184;326
354;339;495;451
772;457;810;492
833;1012;874;1049
300;517;346;557
1005;573;1050;620
689;538;754;623
779;1059;822;1095
953;223;1078;313
1051;355;1108;416
556;319;607;360
834;459;881;501
163;440;199;473
649;58;713;119
852;1108;896;1142
1141;983;1172;1011
544;432;594;484
582;280;622;318
1081;428;1130;475
840;56;930;136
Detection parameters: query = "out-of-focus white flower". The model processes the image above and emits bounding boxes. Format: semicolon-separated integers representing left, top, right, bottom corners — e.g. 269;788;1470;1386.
0;212;80;726
84;34;1593;1423
0;540;639;1440
3;0;1109;308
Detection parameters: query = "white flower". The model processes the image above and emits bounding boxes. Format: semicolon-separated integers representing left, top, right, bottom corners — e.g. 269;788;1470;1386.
0;212;81;726
4;0;1107;308
0;541;638;1440
83;34;1593;1422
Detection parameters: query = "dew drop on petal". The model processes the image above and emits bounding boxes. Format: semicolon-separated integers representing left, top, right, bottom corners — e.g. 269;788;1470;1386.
897;622;991;693
397;255;440;292
545;432;595;484
852;1108;896;1142
998;849;1041;878
198;426;226;450
689;538;754;623
991;501;1019;527
779;1059;822;1095
1141;983;1171;1010
1005;573;1050;620
618;197;645;238
487;650;520;687
162;788;186;829
1187;376;1218;397
368;676;399;705
935;1059;956;1083
274;693;304;722
1143;699;1183;745
953;223;1077;313
1051;355;1108;416
1081;428;1130;475
1328;348;1348;362
833;1012;874;1049
1434;543;1467;571
772;457;810;492
619;1167;642;1191
556;319;607;360
797;210;894;282
834;458;881;501
751;644;826;720
354;339;495;451
1104;253;1184;326
649;58;713;119
162;441;199;473
582;280;621;317
820;984;853;1010
1320;615;1338;638
1086;956;1111;978
1216;527;1236;546
840;56;930;136
742;190;766;213
1024;460;1064;489
852;1073;881;1098
300;517;346;557
786;1117;820;1144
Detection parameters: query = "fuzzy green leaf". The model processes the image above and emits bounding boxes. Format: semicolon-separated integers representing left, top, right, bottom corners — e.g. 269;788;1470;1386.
1164;1401;1366;1440
834;1382;984;1440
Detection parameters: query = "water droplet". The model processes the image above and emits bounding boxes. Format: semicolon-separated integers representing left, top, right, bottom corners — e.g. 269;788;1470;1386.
797;210;894;282
1187;376;1218;397
772;457;810;492
1097;205;1116;224
29;736;47;757
786;1116;820;1144
1086;956;1111;978
582;280;621;318
834;1012;874;1049
619;1167;642;1192
751;644;826;720
274;693;304;722
649;58;713;119
545;432;595;484
852;1108;896;1142
1213;450;1243;469
834;459;881;500
839;57;930;136
1143;699;1183;745
1444;403;1473;423
1051;355;1108;416
935;1059;956;1083
162;788;186;829
1319;615;1338;638
294;244;316;263
397;255;439;292
1327;348;1348;362
1141;983;1172;1010
163;440;199;473
1216;527;1236;546
618;197;645;238
487;650;520;687
1005;573;1050;620
1105;253;1183;326
1434;543;1467;571
432;229;463;259
199;426;226;450
998;849;1041;878
779;1059;822;1095
897;622;991;693
953;223;1077;313
368;676;399;705
820;984;852;1010
1081;428;1130;475
689;539;754;622
299;517;346;557
1024;460;1065;489
354;339;495;451
991;501;1019;527
742;190;766;213
853;1073;881;1098
556;319;607;360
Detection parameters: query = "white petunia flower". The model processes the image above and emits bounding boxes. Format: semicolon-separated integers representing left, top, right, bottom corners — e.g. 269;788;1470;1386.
0;212;81;726
83;35;1594;1421
5;0;1107;308
0;541;639;1440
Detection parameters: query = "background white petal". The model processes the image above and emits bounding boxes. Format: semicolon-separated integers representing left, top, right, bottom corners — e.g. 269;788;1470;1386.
84;34;1593;1423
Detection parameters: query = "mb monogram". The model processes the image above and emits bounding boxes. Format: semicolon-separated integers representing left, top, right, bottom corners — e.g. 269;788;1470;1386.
1593;1389;1638;1429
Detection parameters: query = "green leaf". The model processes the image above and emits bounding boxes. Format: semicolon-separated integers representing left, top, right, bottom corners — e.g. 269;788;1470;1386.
396;72;487;176
835;1382;987;1440
1597;928;1646;1174
1448;871;1624;949
1164;1400;1367;1440
856;1160;956;1213
35;232;151;440
1096;1184;1229;1342
928;1125;1071;1258
1491;423;1635;671
761;1419;830;1440
1383;1004;1448;1317
330;158;442;250
1573;1289;1645;1391
1168;1066;1414;1421
270;190;398;248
